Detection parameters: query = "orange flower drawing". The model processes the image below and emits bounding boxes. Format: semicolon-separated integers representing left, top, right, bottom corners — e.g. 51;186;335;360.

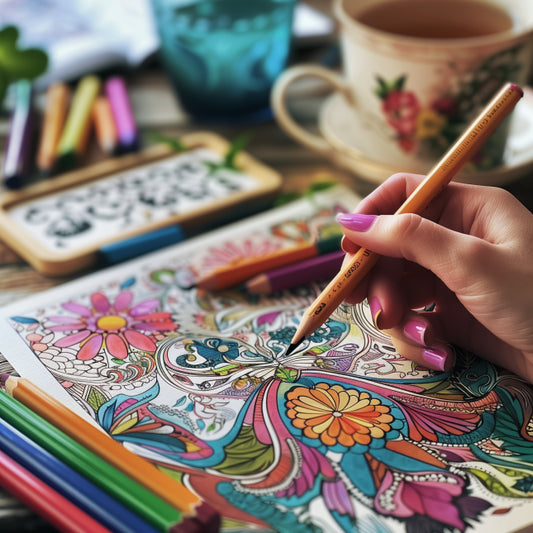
286;383;394;447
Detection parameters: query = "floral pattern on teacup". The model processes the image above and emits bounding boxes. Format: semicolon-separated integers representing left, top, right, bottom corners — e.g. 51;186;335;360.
375;44;526;170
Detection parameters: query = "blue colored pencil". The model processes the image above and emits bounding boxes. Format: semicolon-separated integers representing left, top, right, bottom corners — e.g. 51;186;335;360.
0;390;184;531
0;417;159;533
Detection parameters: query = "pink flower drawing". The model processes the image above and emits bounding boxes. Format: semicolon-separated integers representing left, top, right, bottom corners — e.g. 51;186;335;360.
47;291;177;360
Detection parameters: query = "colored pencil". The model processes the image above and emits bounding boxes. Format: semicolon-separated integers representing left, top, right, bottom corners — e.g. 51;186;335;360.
245;250;345;294
36;82;71;174
0;388;185;532
99;224;187;265
3;79;34;189
105;76;140;153
0;449;112;533
92;95;118;155
287;83;524;355
0;417;159;533
1;374;220;533
56;75;100;169
195;233;342;291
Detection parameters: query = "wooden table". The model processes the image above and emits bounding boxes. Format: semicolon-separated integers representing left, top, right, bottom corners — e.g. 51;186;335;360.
0;70;357;306
0;56;363;531
1;33;533;532
2;68;533;308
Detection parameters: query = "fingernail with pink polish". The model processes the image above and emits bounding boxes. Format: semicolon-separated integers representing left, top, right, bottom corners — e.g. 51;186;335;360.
341;235;358;254
336;213;377;232
369;297;383;329
403;319;428;346
422;345;455;372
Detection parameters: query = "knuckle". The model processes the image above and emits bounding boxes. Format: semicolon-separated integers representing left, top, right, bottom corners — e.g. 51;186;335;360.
392;214;427;261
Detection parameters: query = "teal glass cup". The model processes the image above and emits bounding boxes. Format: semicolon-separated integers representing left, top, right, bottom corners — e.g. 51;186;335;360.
150;0;298;123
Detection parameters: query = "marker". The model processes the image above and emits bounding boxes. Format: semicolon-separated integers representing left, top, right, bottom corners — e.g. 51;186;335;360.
0;417;159;533
36;82;71;174
99;225;187;265
56;75;101;170
0;449;112;533
3;79;34;189
105;76;140;153
286;83;524;356
92;95;118;155
246;250;345;294
0;374;220;533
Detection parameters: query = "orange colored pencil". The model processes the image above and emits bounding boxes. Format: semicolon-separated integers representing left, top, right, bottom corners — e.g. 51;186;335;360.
195;233;341;291
287;83;524;354
1;374;219;529
36;82;71;174
92;95;118;155
0;449;112;533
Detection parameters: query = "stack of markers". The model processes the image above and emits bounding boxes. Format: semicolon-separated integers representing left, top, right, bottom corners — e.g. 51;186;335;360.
0;374;220;533
2;74;140;190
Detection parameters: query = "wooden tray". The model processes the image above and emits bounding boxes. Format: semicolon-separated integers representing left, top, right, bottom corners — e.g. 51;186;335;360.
0;132;282;276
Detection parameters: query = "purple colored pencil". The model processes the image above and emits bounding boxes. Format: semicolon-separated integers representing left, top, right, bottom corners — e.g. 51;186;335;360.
245;250;345;294
3;80;34;189
105;76;139;152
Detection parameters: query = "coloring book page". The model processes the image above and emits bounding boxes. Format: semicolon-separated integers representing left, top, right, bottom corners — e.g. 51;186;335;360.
0;185;532;533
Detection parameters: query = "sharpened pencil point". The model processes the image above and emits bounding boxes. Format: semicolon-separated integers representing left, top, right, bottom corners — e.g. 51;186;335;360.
285;339;304;357
0;373;10;387
169;502;221;533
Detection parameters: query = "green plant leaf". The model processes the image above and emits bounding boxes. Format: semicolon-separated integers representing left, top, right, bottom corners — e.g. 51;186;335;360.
145;131;186;152
0;66;8;108
0;25;48;82
303;181;336;199
273;191;300;206
223;132;252;170
274;182;337;207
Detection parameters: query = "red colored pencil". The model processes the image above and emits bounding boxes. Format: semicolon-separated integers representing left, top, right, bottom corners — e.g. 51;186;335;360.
0;449;112;533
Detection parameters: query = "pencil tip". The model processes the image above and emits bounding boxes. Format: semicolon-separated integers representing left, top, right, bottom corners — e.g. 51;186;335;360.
285;339;304;357
0;373;10;387
169;502;220;533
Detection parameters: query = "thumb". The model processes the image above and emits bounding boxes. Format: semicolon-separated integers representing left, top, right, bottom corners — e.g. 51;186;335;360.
336;212;486;292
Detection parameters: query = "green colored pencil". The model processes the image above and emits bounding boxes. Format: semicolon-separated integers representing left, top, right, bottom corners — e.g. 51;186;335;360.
0;390;182;532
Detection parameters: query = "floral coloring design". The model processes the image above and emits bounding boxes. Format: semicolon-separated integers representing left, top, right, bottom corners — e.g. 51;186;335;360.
286;383;393;447
46;290;177;361
6;192;533;533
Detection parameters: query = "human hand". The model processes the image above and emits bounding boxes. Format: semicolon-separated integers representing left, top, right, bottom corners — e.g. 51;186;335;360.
336;173;533;383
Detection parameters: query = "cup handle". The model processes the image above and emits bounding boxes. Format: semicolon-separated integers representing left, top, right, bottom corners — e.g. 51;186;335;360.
271;64;353;155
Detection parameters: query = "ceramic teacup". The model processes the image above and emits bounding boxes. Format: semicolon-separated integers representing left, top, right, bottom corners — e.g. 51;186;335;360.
272;0;533;174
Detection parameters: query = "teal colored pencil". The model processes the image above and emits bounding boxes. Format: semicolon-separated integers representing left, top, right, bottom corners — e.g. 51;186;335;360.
0;390;182;532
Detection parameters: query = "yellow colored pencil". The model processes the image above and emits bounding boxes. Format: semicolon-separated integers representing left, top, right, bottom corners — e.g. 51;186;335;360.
56;75;100;168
